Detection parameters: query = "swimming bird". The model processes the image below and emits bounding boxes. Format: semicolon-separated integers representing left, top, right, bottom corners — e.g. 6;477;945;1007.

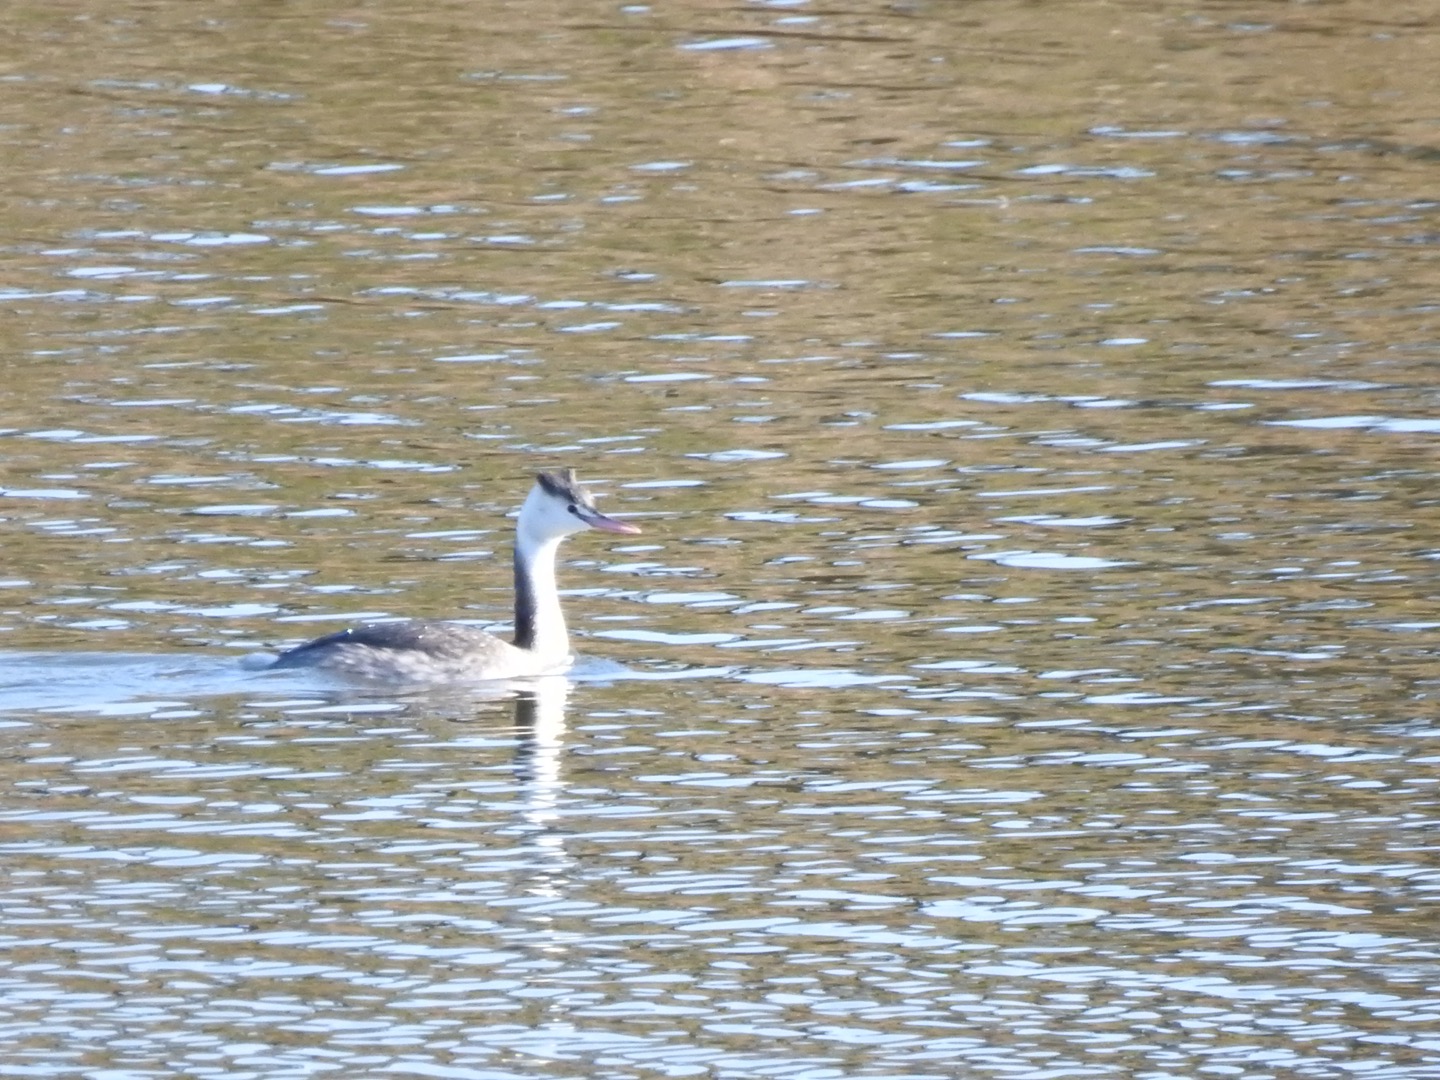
268;469;640;682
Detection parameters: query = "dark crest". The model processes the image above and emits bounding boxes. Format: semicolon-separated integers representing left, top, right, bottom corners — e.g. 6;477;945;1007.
536;468;592;506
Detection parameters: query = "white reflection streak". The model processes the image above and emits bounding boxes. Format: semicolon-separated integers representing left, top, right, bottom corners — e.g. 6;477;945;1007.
512;675;572;872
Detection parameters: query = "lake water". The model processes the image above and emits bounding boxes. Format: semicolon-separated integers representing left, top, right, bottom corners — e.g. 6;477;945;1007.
1;2;1438;1078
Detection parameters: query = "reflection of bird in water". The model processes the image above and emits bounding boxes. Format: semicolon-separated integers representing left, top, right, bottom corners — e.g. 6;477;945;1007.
511;676;571;848
267;470;640;682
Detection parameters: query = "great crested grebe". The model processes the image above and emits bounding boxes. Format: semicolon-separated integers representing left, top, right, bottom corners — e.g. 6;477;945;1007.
268;469;640;682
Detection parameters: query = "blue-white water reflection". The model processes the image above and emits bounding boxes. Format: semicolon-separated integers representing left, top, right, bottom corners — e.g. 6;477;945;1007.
1;642;1436;1077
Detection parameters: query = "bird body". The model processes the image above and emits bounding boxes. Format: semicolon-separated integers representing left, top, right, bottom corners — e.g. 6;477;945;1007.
268;469;638;682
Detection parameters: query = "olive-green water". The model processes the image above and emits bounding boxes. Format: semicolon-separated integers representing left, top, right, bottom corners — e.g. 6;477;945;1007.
1;2;1438;1077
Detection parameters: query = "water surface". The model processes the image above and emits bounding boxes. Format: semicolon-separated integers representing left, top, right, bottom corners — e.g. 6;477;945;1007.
2;1;1438;1077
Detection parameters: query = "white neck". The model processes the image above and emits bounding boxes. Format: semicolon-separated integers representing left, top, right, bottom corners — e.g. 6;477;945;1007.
513;532;569;662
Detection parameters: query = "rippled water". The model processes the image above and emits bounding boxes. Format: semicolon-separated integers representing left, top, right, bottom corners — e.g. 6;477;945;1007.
2;1;1439;1077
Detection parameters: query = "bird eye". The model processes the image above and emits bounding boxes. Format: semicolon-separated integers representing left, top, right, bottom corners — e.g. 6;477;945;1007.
567;504;579;515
